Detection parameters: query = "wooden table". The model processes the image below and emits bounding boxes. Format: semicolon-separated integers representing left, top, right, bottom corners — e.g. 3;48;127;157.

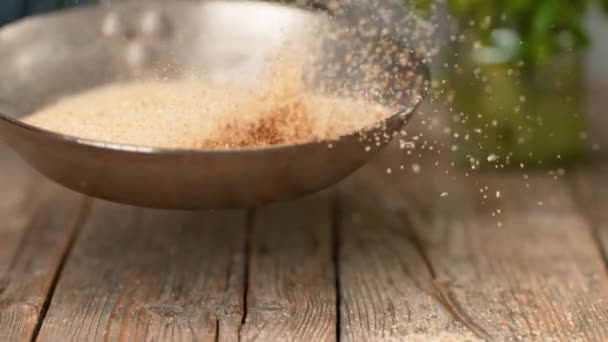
2;103;608;342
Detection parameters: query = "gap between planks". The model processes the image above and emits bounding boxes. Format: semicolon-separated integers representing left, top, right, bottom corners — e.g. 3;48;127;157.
36;203;248;341
32;192;340;342
30;198;92;342
336;145;608;341
0;147;90;342
239;192;337;342
10;146;608;342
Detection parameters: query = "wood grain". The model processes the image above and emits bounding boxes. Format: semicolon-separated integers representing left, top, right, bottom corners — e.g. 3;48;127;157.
36;202;248;342
0;147;87;342
346;147;608;341
337;162;475;342
240;194;337;342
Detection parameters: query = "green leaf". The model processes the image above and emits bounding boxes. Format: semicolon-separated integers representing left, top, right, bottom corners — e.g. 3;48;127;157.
532;1;561;38
415;0;603;66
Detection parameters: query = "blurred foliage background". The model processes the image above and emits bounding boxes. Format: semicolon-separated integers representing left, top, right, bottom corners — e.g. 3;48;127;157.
417;0;608;67
423;0;608;168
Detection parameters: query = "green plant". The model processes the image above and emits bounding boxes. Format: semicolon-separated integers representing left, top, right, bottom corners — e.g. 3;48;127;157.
417;0;608;67
411;0;608;168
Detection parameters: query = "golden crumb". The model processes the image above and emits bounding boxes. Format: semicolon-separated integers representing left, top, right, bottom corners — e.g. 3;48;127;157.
24;81;390;148
23;80;393;149
23;44;396;149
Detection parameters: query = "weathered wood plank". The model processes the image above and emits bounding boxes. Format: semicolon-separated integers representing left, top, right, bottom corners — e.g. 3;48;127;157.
0;147;87;342
241;194;336;342
423;173;608;341
36;202;248;342
442;173;608;340
343;147;608;340
337;159;475;342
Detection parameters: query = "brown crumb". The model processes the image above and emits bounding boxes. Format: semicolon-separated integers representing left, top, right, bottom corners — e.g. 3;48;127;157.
23;44;397;149
23;79;393;149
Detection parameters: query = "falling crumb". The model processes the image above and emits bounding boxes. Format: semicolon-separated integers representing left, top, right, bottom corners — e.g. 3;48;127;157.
386;168;392;174
496;191;501;198
412;163;421;174
440;192;448;197
487;153;498;162
399;140;416;150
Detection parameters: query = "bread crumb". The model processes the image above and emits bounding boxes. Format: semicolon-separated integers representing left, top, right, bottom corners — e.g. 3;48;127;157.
23;80;392;149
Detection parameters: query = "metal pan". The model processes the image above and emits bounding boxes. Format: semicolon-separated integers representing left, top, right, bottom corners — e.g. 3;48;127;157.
0;0;428;209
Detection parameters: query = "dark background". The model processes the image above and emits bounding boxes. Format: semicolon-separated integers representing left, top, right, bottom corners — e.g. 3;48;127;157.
0;0;97;26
